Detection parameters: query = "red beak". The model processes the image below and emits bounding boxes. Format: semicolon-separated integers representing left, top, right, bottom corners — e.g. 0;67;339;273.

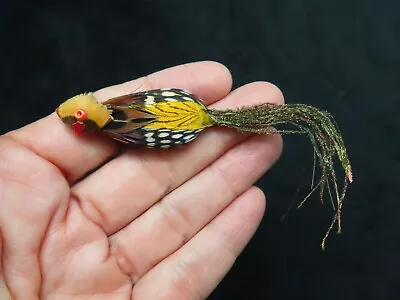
72;121;86;135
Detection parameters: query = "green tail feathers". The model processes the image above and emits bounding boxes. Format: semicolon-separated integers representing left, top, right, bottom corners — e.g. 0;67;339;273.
207;103;352;250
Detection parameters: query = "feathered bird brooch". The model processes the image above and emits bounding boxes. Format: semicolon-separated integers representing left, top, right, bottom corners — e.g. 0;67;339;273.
56;88;352;249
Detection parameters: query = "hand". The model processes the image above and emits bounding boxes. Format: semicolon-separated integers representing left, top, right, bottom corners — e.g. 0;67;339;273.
0;61;283;300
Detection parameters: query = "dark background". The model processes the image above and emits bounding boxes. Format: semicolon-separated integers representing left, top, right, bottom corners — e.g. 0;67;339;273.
1;1;400;299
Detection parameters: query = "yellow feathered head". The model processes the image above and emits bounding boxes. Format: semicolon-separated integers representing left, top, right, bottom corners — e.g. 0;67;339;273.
56;93;113;135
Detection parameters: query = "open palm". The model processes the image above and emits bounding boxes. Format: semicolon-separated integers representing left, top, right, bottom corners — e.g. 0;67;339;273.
0;62;283;300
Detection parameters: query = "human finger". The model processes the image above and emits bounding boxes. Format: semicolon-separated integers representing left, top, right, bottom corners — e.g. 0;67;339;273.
132;186;266;300
9;61;232;183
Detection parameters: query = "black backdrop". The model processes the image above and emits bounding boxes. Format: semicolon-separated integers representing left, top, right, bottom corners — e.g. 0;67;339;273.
1;1;400;299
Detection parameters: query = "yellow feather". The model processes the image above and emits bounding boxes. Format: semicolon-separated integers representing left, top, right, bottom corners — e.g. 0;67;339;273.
57;93;112;129
144;101;214;130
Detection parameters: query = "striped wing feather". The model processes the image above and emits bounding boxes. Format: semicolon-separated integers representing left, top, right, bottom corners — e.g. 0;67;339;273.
101;89;211;146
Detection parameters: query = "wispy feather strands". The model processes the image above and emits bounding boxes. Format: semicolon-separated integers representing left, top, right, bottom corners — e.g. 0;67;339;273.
207;103;353;250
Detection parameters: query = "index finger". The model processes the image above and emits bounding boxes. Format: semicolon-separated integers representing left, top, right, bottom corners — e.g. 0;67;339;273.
8;61;232;183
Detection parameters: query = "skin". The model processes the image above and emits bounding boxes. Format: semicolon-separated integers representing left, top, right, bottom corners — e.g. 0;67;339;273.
0;61;283;300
